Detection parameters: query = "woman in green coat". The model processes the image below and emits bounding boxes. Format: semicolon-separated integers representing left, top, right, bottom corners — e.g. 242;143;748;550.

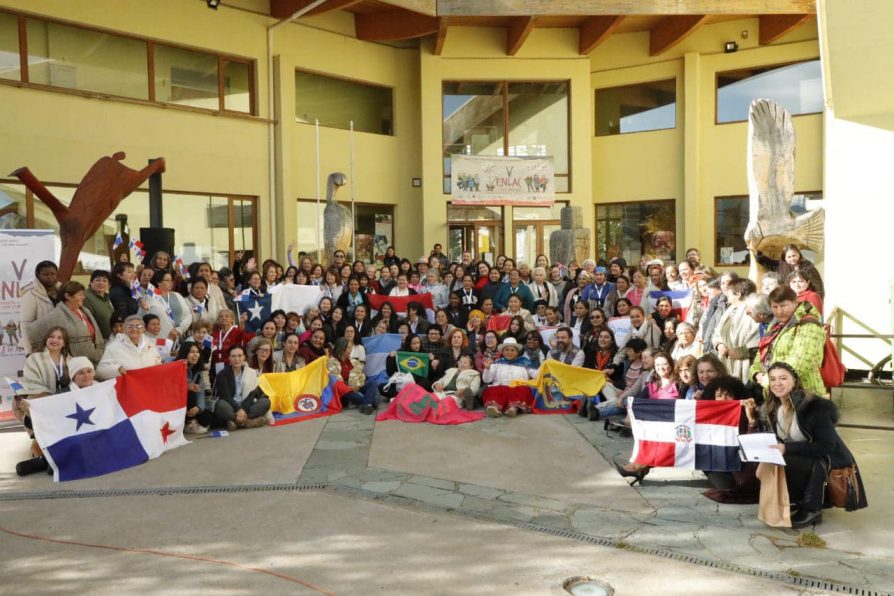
750;286;825;396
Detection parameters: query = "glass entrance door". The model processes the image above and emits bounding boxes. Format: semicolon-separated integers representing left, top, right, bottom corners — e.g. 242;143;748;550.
449;224;501;264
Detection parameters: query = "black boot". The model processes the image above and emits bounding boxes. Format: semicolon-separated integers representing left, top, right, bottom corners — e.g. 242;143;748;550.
588;401;601;421
791;509;822;528
16;456;49;477
578;398;589;417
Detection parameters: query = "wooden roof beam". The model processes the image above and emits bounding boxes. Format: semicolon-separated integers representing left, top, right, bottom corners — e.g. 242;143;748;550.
649;14;708;56
437;0;815;16
506;16;536;56
270;0;361;19
356;10;440;41
578;15;624;54
433;17;449;55
759;14;810;45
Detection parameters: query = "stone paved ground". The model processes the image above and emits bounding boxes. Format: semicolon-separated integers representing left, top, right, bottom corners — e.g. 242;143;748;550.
1;405;891;594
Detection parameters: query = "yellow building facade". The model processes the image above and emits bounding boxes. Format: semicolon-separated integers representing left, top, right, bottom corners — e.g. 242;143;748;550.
0;0;823;277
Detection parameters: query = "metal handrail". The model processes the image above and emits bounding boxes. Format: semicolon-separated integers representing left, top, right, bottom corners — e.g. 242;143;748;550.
828;306;893;386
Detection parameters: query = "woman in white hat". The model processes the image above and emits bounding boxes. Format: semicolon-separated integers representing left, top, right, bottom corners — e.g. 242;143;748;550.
481;337;538;418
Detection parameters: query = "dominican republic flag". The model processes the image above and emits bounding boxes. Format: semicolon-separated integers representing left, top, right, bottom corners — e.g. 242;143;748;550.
258;356;344;425
368;293;435;323
363;333;403;383
235;293;272;334
29;361;189;482
648;289;693;321
628;398;741;472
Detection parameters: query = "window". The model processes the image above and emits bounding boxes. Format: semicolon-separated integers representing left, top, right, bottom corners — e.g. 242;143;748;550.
595;79;676;136
513;203;566;265
0;12;20;81
715;196;750;265
443;81;570;193
714;192;823;266
295;200;394;264
447;204;503;263
0;10;255;114
154;45;218;110
295;70;393;135
26;18;149;99
716;60;822;124
596;200;676;263
1;180;257;273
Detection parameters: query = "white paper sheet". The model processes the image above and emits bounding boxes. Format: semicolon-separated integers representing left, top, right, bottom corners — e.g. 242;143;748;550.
737;433;786;466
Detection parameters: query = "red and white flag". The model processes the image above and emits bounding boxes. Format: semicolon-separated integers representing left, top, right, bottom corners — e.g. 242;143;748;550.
368;294;435;323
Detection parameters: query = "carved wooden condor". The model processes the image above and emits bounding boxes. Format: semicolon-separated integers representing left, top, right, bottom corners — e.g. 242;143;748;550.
744;99;824;281
10;152;166;281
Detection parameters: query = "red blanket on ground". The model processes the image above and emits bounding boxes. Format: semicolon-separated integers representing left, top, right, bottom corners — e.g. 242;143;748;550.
376;384;485;425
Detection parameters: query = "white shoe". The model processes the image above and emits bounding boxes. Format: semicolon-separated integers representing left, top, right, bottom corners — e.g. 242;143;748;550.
185;420;208;434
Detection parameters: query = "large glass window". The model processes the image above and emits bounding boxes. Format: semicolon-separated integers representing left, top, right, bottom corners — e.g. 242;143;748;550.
447;204;503;264
0;12;20;81
715;192;823;266
2;180;256;273
595;79;676;136
295;70;393;135
716;60;822;124
443;80;570;193
154;45;218;110
596;200;676;263
26;18;148;99
295;200;394;264
0;10;255;114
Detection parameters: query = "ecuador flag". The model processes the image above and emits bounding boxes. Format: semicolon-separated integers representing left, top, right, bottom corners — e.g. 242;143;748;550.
258;357;343;425
512;360;606;414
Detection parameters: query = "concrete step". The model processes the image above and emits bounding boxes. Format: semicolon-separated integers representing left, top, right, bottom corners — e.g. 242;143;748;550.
831;384;894;429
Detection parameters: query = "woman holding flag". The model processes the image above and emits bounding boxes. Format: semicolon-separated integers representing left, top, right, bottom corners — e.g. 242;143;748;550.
481;337;538;418
140;270;192;343
186;278;219;325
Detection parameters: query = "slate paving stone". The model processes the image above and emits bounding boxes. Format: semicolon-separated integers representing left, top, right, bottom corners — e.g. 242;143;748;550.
407;475;457;491
569;509;643;540
361;480;403;494
392;482;464;509
624;520;704;551
457;483;504;500
314;440;368;450
460;495;537;523
531;513;572;530
497;491;567;513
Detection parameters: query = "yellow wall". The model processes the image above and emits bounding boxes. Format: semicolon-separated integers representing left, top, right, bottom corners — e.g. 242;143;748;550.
0;0;273;257
589;20;821;270
420;26;593;259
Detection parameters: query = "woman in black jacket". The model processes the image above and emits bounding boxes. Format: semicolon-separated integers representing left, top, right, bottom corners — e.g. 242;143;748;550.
750;361;867;528
109;262;138;317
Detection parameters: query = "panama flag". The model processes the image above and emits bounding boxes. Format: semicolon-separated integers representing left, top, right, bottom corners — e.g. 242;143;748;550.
29;361;189;482
648;289;693;321
112;232;123;250
258;356;344;425
368;293;435;323
628;398;742;472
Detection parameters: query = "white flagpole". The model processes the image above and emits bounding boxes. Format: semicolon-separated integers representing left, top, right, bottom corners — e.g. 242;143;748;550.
350;120;356;262
315;118;321;257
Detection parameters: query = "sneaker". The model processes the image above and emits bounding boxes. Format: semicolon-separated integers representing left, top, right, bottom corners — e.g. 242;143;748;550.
184;420;208;435
247;416;269;428
359;404;375;415
504;405;518;418
486;404;502;418
16;456;49;477
226;420;237;432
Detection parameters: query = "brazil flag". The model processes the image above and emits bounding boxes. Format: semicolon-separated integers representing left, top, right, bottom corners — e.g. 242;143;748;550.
396;351;430;377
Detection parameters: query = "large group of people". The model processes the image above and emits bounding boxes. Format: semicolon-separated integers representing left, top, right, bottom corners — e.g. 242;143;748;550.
12;241;861;527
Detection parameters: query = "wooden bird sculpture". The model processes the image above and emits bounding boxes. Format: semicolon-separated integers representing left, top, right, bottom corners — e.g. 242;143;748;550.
11;152;166;281
744;99;824;282
323;172;352;266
